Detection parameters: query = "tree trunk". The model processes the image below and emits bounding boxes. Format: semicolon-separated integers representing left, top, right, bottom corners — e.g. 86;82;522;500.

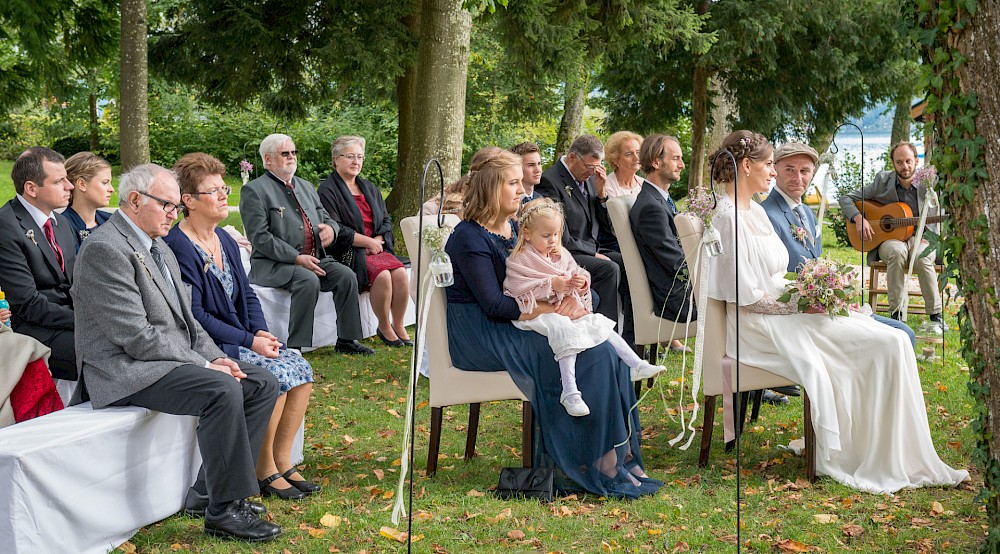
689;65;709;192
553;73;587;163
88;92;100;153
947;1;1000;547
392;10;421;194
119;0;149;170
687;0;710;192
705;75;737;182
889;93;912;146
386;0;471;225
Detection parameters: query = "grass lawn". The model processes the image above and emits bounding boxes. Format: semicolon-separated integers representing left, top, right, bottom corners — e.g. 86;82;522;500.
119;229;982;553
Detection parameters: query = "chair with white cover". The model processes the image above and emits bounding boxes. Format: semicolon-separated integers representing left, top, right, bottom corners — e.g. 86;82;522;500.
674;213;815;479
606;195;695;393
400;215;532;475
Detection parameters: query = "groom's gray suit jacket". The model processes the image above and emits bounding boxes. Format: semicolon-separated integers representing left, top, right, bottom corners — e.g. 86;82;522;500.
71;211;225;409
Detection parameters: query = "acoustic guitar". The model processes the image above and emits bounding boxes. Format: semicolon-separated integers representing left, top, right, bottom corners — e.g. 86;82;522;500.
846;200;947;252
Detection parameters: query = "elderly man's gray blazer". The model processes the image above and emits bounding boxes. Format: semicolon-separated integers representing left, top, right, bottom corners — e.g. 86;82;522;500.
72;211;226;408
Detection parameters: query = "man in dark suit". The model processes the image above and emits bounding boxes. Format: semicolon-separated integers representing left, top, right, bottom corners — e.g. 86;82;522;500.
535;135;633;343
240;133;372;355
73;164;282;541
630;134;696;326
0;147;78;380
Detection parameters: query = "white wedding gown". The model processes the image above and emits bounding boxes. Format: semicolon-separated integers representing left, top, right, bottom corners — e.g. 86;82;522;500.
707;194;968;494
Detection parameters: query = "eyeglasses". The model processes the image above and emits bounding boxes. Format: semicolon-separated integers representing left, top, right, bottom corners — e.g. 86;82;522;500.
277;150;298;158
340;154;365;162
189;185;232;198
137;191;180;214
583;162;603;171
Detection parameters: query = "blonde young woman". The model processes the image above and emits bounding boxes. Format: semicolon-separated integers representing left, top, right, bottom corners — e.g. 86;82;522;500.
63;152;114;248
444;147;661;499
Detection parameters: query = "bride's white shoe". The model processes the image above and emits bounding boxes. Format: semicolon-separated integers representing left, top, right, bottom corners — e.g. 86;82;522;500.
630;362;666;382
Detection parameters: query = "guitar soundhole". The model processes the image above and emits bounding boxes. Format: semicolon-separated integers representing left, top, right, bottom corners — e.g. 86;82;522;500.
880;216;893;232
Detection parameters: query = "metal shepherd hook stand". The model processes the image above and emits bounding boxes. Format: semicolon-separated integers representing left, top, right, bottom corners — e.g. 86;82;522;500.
403;159;445;553
709;148;742;551
829;123;865;294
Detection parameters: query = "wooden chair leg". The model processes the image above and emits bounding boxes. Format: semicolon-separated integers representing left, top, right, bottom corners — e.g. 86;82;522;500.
749;390;763;423
427;406;443;476
803;392;816;481
646;344;658;388
634;381;642;398
699;395;716;467
726;391;751;453
464;403;481;460
521;401;534;468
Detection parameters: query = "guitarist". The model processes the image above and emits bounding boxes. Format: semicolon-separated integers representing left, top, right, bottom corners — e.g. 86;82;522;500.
837;142;945;334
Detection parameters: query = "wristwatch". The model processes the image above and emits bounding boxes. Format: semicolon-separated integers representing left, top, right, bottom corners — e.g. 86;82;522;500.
598;195;608;204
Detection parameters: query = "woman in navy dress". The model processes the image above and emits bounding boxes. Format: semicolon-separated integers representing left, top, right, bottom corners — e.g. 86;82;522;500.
317;135;411;346
164;152;318;501
62;152;113;249
444;148;661;499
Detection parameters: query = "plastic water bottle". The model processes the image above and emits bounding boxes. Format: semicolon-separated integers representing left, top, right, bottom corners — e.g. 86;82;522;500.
0;289;10;327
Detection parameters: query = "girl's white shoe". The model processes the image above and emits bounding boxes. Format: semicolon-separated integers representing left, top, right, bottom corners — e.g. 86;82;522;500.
630;362;666;382
560;391;591;417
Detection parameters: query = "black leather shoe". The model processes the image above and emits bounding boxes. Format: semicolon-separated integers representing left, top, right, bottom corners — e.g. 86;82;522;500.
258;473;307;499
890;311;904;321
335;339;375;356
183;488;266;517
400;338;414;347
376;328;405;347
204;500;281;542
282;467;321;494
770;385;801;397
760;390;789;405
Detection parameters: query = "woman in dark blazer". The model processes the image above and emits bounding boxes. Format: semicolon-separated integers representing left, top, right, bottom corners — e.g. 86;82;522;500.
318;135;412;346
164;152;318;501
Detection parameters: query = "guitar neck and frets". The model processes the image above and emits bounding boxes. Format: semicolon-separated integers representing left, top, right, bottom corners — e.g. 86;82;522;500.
846;200;948;252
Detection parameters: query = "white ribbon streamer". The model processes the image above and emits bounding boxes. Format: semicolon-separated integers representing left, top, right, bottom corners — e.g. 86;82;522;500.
391;273;436;525
900;186;938;320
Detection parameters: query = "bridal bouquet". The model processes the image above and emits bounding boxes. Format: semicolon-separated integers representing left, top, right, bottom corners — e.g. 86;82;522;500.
777;258;859;318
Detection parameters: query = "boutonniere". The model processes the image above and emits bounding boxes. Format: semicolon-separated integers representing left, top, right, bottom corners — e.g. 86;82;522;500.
78;229;90;241
790;223;814;247
135;252;152;278
277;206;285;217
25;229;37;245
563;184;573;198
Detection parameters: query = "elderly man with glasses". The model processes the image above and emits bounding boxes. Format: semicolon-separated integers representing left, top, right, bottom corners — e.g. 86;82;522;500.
240;133;373;355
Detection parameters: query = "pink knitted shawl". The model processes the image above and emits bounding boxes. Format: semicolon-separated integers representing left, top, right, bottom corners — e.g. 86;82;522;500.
503;244;593;314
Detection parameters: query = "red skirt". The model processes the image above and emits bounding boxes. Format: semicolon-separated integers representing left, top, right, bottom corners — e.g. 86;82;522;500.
365;251;404;289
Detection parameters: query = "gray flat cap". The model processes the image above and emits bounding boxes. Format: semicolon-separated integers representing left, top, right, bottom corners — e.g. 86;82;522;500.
774;142;819;164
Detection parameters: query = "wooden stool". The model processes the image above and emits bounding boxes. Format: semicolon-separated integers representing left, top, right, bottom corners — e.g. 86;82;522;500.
867;261;945;316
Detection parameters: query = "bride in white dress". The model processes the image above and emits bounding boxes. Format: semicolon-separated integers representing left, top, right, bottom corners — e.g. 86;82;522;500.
705;130;968;494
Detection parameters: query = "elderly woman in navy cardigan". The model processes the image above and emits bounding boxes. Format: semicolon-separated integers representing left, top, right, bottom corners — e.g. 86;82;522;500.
163;153;318;501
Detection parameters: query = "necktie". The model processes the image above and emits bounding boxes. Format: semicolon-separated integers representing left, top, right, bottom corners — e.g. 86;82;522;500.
576;180;588;199
795;205;815;243
665;194;678;214
42;219;65;272
149;242;179;304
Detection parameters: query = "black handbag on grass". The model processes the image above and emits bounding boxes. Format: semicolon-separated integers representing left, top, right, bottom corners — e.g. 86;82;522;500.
495;467;554;501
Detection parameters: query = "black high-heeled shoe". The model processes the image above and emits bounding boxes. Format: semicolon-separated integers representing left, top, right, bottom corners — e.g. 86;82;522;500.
376;328;405;347
281;468;321;494
258;473;306;499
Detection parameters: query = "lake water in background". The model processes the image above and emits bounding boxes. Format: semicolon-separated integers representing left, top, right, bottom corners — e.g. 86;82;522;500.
788;131;925;203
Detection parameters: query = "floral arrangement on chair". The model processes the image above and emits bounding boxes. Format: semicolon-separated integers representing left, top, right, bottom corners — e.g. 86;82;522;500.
683;188;722;257
417;224;454;287
239;160;253;185
913;165;938;189
778;257;859;319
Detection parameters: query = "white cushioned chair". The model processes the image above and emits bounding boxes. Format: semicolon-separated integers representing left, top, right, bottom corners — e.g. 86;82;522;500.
674;213;815;479
400;215;532;475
